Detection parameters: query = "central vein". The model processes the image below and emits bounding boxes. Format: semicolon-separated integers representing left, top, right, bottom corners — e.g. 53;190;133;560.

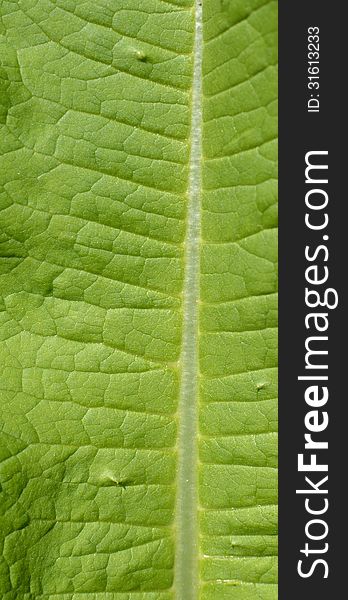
174;1;203;599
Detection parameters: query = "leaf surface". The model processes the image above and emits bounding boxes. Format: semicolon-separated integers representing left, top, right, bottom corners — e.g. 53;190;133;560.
0;1;277;599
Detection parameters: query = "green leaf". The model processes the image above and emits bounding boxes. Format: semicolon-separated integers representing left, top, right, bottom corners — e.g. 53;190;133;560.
0;1;277;599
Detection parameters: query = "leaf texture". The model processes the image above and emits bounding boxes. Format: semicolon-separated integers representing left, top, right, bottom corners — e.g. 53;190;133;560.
0;1;277;599
199;1;277;597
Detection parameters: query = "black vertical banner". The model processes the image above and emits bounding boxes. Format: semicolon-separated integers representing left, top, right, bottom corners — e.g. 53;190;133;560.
279;1;345;598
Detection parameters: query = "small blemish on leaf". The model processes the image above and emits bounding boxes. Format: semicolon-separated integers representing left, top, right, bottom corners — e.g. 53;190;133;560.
115;480;130;490
100;472;130;489
135;50;148;62
256;382;268;391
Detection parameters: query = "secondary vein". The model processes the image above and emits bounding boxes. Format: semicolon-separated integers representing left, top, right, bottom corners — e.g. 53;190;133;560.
174;1;203;599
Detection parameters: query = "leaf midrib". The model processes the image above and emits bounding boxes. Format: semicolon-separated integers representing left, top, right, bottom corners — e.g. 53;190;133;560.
174;2;203;599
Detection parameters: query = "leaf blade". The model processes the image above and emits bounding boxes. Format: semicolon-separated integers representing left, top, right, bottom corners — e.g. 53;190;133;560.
0;0;277;598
